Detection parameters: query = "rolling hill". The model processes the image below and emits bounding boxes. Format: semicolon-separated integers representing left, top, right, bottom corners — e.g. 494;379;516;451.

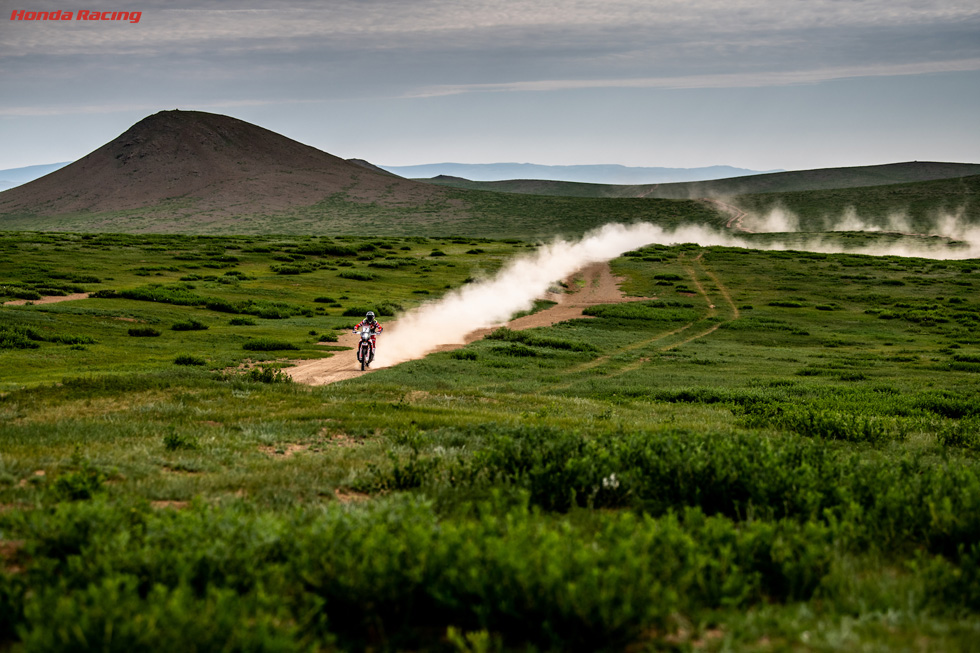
422;161;980;199
0;110;445;220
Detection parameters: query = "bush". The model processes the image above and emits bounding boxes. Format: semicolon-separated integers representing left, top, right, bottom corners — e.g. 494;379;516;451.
229;317;256;326
318;333;338;343
242;340;299;351
49;463;106;502
0;325;44;350
171;319;208;332
242;366;292;383
173;355;206;366
50;334;96;345
449;349;478;360
127;327;161;337
768;301;805;308
338;271;376;282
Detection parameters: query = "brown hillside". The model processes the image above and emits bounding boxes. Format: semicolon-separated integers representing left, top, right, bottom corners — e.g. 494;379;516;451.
0;110;446;218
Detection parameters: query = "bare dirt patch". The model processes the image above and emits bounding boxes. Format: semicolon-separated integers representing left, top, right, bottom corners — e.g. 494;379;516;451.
0;539;26;574
2;293;90;307
334;488;370;504
150;500;190;510
259;443;309;458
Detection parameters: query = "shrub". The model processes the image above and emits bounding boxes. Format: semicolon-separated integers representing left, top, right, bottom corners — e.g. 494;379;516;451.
242;340;298;351
163;430;199;451
173;355;206;366
0;325;44;350
204;298;237;313
768;301;805;308
128;327;161;337
271;263;315;275
491;343;538;357
229;317;256;326
342;307;373;317
50;335;97;345
171;319;208;332
318;333;338;343
338;271;376;282
243;366;292;383
450;350;478;360
49;463;106;502
313;297;336;303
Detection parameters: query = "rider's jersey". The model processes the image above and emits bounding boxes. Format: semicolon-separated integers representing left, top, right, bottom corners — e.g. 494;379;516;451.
354;319;383;334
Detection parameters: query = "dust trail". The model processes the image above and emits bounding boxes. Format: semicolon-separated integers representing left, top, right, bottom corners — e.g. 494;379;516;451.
739;203;979;256
376;223;668;367
376;219;978;368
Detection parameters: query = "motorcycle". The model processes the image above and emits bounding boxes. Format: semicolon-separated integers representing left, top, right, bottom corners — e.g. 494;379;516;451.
354;325;377;371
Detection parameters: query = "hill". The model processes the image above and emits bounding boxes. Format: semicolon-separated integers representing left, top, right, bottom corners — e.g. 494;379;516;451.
0;110;445;222
422;161;980;199
0;110;718;237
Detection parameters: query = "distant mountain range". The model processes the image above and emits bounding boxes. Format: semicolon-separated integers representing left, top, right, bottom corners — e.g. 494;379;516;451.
1;160;777;190
378;163;781;184
0;162;70;191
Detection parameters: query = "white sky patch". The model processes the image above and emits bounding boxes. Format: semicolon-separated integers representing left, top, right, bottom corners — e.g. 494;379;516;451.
409;59;980;97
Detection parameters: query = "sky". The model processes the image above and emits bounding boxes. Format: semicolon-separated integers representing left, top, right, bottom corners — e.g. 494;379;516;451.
1;0;978;172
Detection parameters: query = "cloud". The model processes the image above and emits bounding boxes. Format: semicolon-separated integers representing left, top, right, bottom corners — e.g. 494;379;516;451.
408;59;980;97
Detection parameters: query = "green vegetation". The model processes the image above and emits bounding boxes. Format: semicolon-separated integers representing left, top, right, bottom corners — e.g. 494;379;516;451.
2;231;980;650
0;186;720;238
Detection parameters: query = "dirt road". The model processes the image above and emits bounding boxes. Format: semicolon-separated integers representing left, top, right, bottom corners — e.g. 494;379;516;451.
286;262;652;386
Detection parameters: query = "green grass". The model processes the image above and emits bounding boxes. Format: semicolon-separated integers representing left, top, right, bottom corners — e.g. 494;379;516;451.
0;186;719;238
2;231;980;650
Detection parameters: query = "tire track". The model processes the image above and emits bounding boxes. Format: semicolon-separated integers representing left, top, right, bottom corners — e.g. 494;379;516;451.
545;251;739;388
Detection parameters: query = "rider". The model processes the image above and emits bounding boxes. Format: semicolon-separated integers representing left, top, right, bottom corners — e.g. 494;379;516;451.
353;311;383;350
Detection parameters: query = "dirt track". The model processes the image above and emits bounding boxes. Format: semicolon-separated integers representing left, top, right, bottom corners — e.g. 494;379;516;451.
286;262;653;386
2;293;90;306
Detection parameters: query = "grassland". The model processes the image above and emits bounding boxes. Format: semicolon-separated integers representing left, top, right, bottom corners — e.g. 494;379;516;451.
0;189;720;239
2;231;980;651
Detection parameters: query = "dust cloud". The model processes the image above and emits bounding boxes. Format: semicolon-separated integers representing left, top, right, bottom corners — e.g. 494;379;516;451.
374;217;978;367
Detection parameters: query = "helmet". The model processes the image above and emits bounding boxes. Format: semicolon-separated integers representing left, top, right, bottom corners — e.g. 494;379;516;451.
365;311;375;322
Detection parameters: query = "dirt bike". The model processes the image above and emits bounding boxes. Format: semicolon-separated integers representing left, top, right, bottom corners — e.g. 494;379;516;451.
354;325;376;371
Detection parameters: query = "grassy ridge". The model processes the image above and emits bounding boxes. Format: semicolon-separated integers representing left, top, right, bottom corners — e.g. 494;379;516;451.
2;232;980;650
0;189;719;238
422;161;980;198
